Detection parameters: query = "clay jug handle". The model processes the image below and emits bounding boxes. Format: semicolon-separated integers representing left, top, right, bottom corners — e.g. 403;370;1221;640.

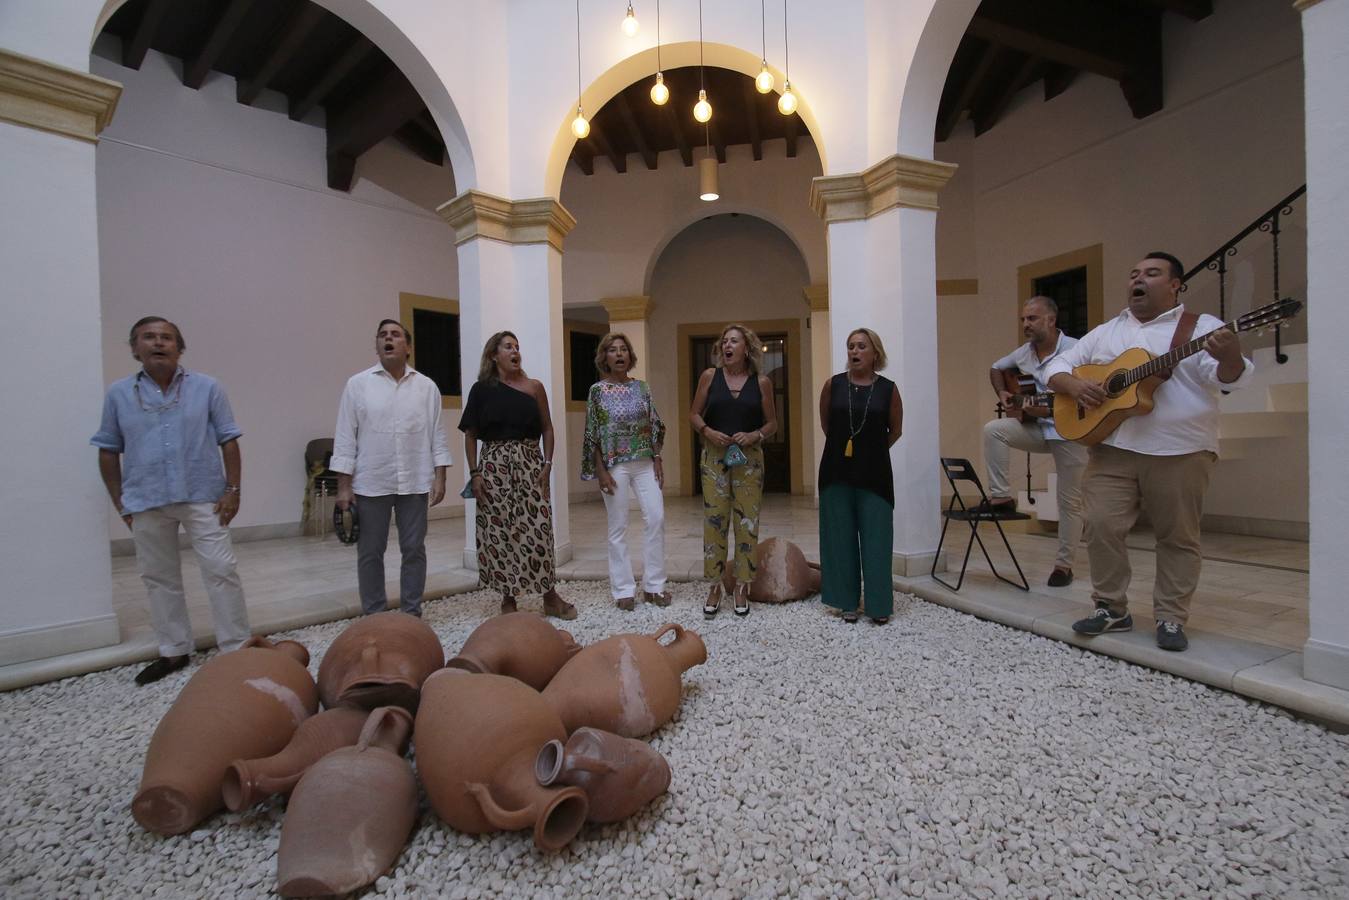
357;706;414;754
650;623;684;645
466;783;536;831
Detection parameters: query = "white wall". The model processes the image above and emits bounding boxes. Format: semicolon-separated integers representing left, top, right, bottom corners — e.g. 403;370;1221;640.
932;0;1308;525
92;45;464;537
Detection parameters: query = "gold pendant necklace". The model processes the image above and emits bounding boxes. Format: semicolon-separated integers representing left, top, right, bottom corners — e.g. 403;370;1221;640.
844;377;876;458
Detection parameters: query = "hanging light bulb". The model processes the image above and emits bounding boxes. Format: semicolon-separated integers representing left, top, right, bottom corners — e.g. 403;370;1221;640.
650;71;669;105
777;81;797;115
621;2;639;37
755;62;774;94
699;156;719;201
777;0;797;116
571;106;590;139
693;88;712;123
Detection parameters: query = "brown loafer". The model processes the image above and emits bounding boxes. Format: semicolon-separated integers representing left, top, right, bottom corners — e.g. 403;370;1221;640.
135;655;189;686
1047;567;1074;587
643;591;672;607
500;596;518;615
616;596;635;611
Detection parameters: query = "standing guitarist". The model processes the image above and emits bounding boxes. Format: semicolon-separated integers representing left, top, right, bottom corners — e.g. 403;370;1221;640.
980;296;1088;588
1046;252;1252;652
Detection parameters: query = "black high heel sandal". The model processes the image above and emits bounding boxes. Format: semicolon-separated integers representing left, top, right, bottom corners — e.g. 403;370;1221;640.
733;583;751;617
703;583;724;618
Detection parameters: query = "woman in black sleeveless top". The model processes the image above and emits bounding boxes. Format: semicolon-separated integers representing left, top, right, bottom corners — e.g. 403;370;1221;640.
689;324;778;617
459;330;576;620
818;327;903;624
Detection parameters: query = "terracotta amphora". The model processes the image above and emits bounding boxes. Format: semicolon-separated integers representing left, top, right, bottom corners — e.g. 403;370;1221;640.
132;637;318;836
276;706;417;897
542;624;707;738
221;707;370;812
444;611;581;689
316;611;444;713
535;727;671;823
414;670;589;850
720;537;821;603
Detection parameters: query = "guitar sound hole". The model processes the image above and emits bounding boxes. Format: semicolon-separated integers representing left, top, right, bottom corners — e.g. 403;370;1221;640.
1105;372;1128;396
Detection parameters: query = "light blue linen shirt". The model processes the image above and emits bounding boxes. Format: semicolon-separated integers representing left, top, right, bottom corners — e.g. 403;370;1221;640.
91;367;243;514
991;331;1078;441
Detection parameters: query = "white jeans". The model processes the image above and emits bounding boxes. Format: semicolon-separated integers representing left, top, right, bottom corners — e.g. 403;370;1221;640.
982;417;1088;569
132;502;252;657
601;459;667;599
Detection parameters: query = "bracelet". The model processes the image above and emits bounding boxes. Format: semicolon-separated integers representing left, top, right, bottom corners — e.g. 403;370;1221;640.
469;467;480;475
698;423;708;436
223;484;241;494
543;460;553;466
756;430;764;443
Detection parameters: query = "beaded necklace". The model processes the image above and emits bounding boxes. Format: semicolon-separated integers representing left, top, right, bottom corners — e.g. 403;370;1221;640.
844;375;876;458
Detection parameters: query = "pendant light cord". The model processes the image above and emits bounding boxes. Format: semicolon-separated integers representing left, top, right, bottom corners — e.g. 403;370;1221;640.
656;0;661;70
761;0;767;60
698;0;704;90
575;0;582;101
783;0;790;80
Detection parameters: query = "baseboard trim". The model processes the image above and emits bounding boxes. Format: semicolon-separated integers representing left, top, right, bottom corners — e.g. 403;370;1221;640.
1304;639;1349;692
1199;514;1308;542
0;613;120;667
893;549;947;577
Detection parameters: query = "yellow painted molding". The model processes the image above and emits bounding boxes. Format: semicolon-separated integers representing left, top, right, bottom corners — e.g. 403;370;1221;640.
0;48;122;144
809;154;958;223
436;190;577;252
1292;0;1327;11
803;284;829;311
399;292;461;408
936;278;979;296
600;295;652;321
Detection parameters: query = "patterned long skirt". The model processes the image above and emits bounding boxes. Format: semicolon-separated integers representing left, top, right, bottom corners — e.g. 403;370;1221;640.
476;439;556;596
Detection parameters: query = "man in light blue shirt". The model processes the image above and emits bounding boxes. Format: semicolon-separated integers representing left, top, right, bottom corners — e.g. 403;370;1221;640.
980;296;1088;587
92;316;251;685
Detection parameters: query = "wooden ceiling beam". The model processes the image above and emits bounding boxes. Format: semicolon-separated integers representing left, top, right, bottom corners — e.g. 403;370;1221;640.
289;36;372;121
783;111;798;159
967;0;1132;81
1120;8;1164;119
394;118;444;165
659;100;693;167
326;67;426;189
614;92;658;171
706;120;726;164
1043;63;1077;101
572;141;595;176
936;41;1000;143
1139;0;1212;20
122;0;171;70
973;54;1039;136
183;0;257;90
741;81;763;161
587;120;626;174
238;4;326;105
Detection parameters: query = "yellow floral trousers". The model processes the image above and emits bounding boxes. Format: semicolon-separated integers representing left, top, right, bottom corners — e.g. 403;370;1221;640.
700;443;764;582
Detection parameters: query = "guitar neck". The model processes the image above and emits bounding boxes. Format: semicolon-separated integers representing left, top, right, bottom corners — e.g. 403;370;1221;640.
1125;321;1236;386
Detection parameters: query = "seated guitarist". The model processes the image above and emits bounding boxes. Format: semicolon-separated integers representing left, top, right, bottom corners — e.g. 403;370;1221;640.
980;296;1088;588
1046;252;1252;652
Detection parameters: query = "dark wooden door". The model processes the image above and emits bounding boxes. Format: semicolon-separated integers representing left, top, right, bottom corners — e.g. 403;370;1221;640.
689;333;790;494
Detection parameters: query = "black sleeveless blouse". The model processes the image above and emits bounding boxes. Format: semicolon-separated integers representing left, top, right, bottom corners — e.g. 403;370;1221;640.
703;367;765;435
458;380;542;441
818;373;896;507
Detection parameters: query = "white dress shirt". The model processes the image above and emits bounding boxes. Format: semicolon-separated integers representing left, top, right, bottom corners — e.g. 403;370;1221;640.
329;364;453;496
991;331;1078;441
1043;304;1254;456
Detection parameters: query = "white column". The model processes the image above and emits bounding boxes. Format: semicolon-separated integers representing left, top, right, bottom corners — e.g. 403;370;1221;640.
0;50;123;664
805;285;831;499
1299;0;1349;690
440;192;577;571
811;155;958;575
599;296;652;380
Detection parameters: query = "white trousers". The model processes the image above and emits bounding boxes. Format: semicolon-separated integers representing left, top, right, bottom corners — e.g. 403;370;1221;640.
132;502;252;657
600;459;667;599
982;417;1088;569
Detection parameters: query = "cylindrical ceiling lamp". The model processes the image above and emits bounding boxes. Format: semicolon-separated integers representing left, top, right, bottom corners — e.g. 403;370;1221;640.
699;157;719;202
622;2;639;37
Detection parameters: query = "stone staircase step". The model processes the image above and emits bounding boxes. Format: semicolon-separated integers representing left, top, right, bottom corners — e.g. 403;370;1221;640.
1218;411;1304;440
1267;381;1308;413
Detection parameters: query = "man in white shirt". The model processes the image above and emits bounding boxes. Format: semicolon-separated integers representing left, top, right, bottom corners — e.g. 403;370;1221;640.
331;319;453;617
1046;252;1252;651
979;296;1089;587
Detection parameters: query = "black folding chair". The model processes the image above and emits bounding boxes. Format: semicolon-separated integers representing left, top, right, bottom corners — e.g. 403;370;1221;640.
931;457;1029;592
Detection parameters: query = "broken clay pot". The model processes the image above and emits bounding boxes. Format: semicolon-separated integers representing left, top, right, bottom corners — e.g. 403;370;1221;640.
316;611;444;713
132;637;317;835
542;624;707;738
535;727;671;823
444;611;581;689
720;537;822;603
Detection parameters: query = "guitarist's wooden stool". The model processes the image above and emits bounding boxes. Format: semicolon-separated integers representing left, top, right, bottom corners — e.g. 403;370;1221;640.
933;457;1031;592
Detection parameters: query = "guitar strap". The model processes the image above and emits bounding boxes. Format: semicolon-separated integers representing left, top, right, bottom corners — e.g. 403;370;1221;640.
1156;310;1199;381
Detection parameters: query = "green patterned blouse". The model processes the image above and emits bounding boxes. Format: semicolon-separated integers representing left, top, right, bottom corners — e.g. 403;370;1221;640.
580;379;665;480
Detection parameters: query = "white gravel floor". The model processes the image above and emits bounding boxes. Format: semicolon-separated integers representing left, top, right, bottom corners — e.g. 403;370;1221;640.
3;582;1348;899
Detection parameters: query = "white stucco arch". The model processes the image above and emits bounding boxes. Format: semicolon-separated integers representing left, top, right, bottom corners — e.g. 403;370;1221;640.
641;205;819;297
544;42;825;199
889;0;980;159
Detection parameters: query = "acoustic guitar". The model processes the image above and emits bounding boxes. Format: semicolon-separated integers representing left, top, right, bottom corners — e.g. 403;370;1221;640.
998;370;1049;422
1010;297;1302;446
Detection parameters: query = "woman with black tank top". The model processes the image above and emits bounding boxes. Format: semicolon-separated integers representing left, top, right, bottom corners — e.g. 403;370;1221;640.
459;331;576;620
689;324;779;617
818;327;903;624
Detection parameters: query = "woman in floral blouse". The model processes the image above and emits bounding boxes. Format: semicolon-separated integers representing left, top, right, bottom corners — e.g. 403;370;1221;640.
581;332;670;610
